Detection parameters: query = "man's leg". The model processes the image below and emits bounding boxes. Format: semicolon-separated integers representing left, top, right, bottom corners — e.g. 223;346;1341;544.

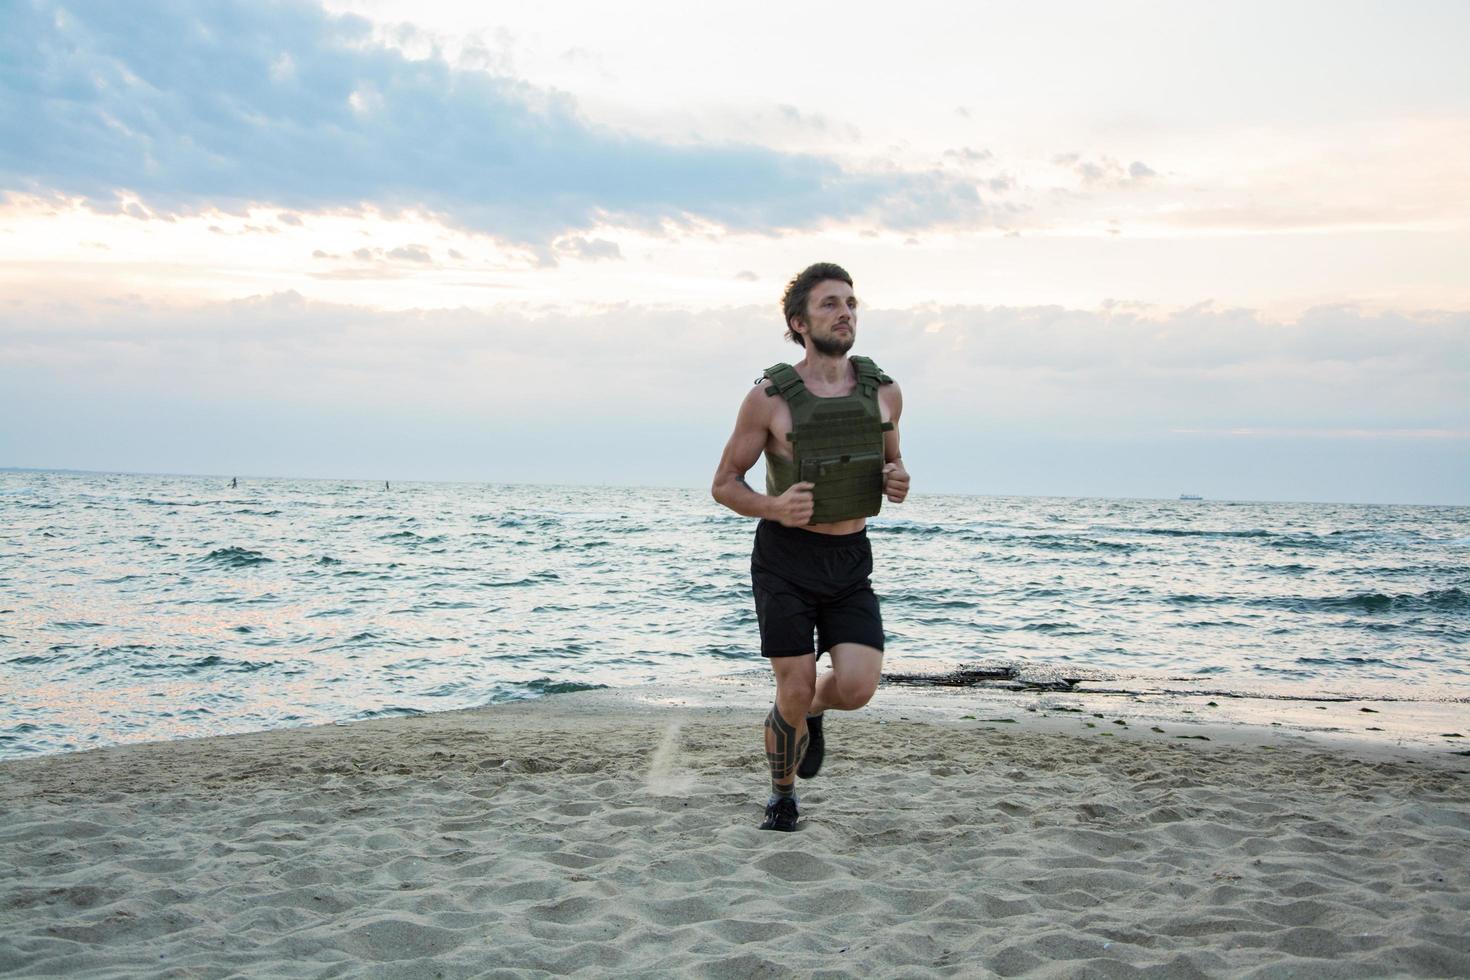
811;643;883;713
801;643;883;779
761;654;815;831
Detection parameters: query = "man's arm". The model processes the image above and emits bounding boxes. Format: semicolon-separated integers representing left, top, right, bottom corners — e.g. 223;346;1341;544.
881;382;910;503
712;385;814;525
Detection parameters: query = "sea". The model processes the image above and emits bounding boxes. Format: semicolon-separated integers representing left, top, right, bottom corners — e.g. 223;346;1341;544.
2;470;1467;759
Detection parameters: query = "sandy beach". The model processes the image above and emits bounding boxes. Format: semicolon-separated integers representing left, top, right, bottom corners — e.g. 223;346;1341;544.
3;678;1467;979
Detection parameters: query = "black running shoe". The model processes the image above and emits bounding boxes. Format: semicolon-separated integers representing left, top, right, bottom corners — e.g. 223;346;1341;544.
759;796;799;832
797;713;825;779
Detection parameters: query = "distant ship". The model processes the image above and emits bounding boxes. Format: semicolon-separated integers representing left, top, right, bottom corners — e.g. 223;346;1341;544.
1179;493;1203;501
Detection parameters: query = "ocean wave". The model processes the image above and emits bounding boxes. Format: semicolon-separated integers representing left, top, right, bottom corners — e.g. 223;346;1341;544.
481;571;561;588
515;678;608;697
1102;526;1275;540
7;653;69;666
1021;622;1086;634
1294;655;1393;667
196;546;273;568
343;705;425;722
883;592;976;609
1253;588;1470;614
130;652;276;674
377;530;446;544
483;515;562;530
871;522;952;536
1014;534;1135;552
1270;529;1432;551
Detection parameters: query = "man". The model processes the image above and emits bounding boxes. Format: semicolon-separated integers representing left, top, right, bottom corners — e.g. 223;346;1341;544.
711;262;910;832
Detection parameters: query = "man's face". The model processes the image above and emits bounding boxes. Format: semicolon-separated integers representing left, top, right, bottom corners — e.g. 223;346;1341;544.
796;280;857;356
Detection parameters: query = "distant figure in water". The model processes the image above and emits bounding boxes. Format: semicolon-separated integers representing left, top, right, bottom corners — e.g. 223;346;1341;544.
230;477;237;489
385;481;390;491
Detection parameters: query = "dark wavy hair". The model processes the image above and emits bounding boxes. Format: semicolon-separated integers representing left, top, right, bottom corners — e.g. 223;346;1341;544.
781;262;853;347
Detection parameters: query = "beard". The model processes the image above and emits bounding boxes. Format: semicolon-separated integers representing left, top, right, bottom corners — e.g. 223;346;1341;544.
809;331;854;356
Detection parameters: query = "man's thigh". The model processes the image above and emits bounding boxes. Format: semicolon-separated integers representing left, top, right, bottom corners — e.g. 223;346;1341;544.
827;643;883;691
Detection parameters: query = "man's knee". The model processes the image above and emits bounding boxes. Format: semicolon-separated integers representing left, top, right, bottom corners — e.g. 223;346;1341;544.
772;659;816;713
833;674;877;710
777;676;816;712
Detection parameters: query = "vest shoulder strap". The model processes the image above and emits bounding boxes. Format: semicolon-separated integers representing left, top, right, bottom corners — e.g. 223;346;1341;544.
849;355;894;396
761;362;810;404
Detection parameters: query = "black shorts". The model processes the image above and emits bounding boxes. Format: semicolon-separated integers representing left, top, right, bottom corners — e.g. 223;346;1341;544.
750;519;885;659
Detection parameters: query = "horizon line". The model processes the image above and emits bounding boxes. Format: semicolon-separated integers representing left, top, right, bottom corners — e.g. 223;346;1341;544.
2;465;1465;510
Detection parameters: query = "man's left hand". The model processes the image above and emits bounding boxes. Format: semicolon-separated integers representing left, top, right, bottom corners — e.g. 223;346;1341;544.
882;462;910;503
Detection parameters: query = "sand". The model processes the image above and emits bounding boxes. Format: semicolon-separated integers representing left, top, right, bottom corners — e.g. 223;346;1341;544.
2;678;1468;979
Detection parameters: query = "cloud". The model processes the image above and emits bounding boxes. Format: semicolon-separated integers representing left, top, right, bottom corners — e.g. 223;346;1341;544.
3;291;1462;435
305;242;437;277
554;236;621;262
386;244;432;263
880;302;1469;434
3;292;1463;499
1066;155;1157;189
775;104;858;140
944;146;995;166
0;0;991;243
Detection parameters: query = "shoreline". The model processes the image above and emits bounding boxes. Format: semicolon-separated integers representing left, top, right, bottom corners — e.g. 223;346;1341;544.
4;680;1468;976
6;667;1468;768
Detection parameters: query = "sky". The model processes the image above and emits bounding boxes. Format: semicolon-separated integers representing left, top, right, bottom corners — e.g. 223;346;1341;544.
1;0;1467;504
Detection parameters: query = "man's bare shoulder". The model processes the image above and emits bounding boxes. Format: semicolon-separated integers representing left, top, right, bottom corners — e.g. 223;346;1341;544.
742;378;777;412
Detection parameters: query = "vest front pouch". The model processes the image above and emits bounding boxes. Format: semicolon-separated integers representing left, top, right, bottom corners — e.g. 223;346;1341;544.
762;357;893;525
800;450;885;523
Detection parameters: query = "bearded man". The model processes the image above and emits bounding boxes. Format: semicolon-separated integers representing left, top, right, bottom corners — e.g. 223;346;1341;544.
711;262;910;831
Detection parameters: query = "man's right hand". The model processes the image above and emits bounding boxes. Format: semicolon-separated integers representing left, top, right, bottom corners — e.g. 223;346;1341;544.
771;482;815;527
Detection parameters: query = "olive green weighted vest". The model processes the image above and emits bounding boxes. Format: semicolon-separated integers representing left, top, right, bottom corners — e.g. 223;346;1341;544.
762;355;894;525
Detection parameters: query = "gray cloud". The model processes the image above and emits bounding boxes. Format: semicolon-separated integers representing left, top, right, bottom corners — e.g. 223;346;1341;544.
386;244;433;263
0;1;989;242
1066;155;1158;189
4;292;1461;432
554;236;621;262
943;146;995;167
4;293;1463;500
879;302;1469;437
